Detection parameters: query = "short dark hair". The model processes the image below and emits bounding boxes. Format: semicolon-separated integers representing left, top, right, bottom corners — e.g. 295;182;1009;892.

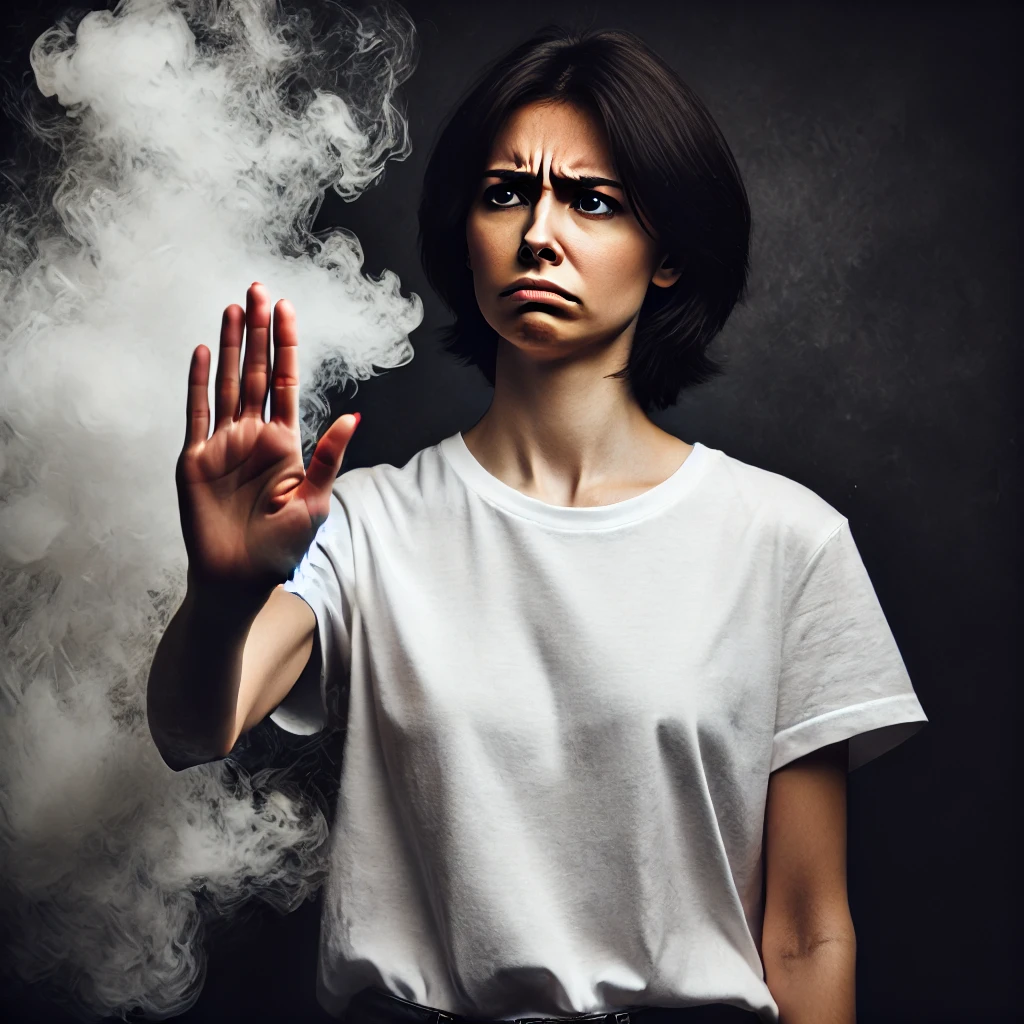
417;25;752;414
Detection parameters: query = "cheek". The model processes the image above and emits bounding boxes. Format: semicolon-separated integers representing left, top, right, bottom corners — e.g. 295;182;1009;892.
573;228;655;298
466;211;517;277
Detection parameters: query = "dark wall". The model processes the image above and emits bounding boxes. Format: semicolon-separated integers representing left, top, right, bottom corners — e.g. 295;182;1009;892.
1;1;1019;1022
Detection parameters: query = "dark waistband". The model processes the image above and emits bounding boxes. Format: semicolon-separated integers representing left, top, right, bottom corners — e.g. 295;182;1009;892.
346;986;763;1024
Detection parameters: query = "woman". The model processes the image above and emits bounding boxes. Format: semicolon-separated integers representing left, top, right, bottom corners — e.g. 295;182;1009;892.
155;24;928;1024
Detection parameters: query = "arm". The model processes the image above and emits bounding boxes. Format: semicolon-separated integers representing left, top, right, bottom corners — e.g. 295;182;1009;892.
147;582;316;770
761;739;857;1024
231;584;318;744
155;281;355;771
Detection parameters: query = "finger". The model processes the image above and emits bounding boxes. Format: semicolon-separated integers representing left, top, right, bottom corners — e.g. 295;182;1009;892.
186;344;211;447
303;413;358;502
214;304;243;429
240;282;271;419
269;299;300;432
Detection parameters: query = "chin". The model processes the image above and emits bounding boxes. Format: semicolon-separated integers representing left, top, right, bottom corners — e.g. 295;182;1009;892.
499;309;577;348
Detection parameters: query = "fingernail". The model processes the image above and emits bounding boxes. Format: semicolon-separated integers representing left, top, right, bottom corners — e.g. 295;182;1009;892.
352;412;361;427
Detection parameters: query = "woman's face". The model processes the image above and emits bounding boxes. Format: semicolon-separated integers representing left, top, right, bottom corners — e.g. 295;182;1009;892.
465;99;681;364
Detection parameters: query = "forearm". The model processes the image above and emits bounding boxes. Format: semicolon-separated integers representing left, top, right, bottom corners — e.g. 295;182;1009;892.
764;933;857;1024
146;583;269;770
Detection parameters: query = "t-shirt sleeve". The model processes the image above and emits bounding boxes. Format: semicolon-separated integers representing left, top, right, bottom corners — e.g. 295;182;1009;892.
773;518;928;773
268;485;354;736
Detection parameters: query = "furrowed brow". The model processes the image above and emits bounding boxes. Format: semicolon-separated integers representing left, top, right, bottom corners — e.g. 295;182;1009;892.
482;168;623;190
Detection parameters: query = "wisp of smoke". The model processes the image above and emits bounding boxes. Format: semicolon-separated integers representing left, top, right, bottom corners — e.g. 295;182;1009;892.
0;0;421;1018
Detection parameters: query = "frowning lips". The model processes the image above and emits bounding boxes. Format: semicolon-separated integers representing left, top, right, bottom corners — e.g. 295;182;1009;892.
500;277;580;302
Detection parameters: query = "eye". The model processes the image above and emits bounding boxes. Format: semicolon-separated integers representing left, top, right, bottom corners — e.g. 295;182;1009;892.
484;185;527;208
574;191;620;216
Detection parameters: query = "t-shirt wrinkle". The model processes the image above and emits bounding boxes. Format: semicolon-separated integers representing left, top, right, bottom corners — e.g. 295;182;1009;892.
271;432;928;1022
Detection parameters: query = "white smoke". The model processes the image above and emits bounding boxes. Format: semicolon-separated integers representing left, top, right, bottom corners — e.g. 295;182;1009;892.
0;0;421;1018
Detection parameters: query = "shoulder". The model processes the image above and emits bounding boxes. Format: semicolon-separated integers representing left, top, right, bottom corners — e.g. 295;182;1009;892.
702;444;848;562
326;437;449;517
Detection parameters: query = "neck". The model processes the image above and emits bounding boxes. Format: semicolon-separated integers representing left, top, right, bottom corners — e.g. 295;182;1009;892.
461;333;690;507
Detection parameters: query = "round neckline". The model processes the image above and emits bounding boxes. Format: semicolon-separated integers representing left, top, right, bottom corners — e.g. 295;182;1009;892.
438;431;715;530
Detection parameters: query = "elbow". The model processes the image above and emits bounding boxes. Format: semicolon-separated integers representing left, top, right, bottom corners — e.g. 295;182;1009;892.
763;913;857;965
155;744;228;773
148;717;228;773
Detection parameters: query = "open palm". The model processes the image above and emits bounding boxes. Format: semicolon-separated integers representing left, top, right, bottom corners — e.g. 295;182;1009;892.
176;282;358;596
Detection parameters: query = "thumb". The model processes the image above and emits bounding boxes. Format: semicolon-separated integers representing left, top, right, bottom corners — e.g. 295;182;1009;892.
303;412;360;502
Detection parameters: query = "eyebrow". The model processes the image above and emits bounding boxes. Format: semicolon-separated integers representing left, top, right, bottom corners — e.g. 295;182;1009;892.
482;168;623;190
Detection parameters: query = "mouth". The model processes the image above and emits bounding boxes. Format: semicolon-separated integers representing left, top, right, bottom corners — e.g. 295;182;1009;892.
499;279;580;303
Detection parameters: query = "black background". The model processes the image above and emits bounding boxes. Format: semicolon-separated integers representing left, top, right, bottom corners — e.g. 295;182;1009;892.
0;1;1020;1022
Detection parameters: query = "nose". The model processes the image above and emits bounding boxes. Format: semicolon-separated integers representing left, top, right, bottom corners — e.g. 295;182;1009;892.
518;242;557;264
519;194;562;266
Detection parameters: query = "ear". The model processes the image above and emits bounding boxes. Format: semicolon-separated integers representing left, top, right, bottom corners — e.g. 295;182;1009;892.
651;254;682;289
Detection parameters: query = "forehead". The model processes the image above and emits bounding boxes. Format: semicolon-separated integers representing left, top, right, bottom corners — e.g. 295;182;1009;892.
486;100;616;175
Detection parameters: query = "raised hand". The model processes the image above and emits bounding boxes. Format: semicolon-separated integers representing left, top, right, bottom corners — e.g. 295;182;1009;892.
175;282;359;602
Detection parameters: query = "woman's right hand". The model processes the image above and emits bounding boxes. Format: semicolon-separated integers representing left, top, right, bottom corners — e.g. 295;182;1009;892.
175;282;359;603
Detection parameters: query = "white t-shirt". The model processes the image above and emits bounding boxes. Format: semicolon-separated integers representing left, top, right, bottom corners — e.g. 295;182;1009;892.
271;432;928;1022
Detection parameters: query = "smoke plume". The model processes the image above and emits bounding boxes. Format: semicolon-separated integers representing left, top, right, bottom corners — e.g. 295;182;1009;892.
0;0;421;1017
